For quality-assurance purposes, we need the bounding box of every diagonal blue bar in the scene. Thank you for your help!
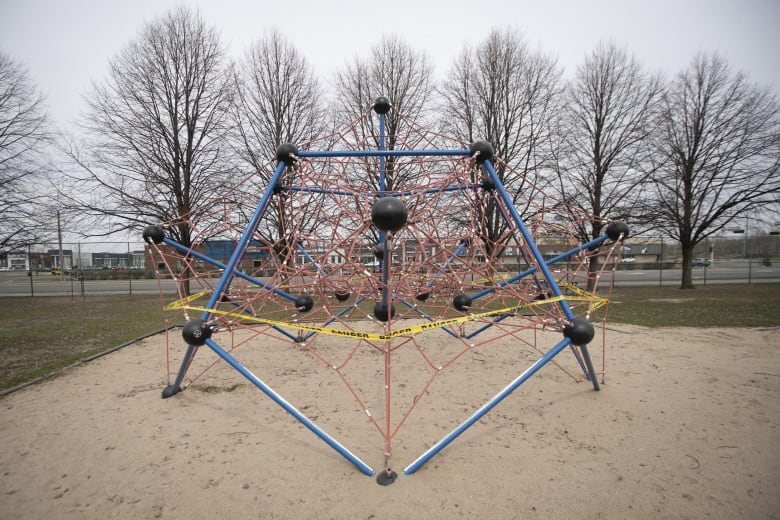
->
[482,160,576,321]
[201,162,289,319]
[470,234,610,301]
[403,336,573,475]
[204,337,375,476]
[160,237,296,302]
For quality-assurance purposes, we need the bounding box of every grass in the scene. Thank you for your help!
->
[1,284,778,391]
[601,283,780,327]
[0,294,167,391]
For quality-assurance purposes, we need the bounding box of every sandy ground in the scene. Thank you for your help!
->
[1,324,778,520]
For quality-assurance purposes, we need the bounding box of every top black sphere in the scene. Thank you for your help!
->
[605,221,630,241]
[470,141,494,163]
[142,225,165,244]
[276,143,299,165]
[373,96,391,114]
[371,197,408,232]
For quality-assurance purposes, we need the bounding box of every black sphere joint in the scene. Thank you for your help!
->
[276,143,299,165]
[335,290,351,302]
[295,294,314,312]
[563,318,595,346]
[182,319,211,346]
[453,293,472,312]
[605,221,630,241]
[373,96,391,114]
[470,141,494,163]
[415,291,430,302]
[374,242,386,260]
[143,225,165,244]
[371,197,408,232]
[480,176,495,191]
[373,302,395,322]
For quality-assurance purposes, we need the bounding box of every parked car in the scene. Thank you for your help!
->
[692,258,711,267]
[620,257,635,263]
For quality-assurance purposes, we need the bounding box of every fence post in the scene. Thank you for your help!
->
[127,241,133,295]
[28,244,34,297]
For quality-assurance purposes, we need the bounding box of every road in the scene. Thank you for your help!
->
[610,259,780,286]
[1,260,778,296]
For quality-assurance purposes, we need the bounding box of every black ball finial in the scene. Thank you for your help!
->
[182,319,212,346]
[562,317,595,346]
[295,294,314,312]
[371,197,408,232]
[373,96,391,114]
[373,242,386,260]
[373,302,395,322]
[276,143,299,165]
[605,221,630,241]
[143,225,165,244]
[470,141,494,163]
[453,293,472,312]
[480,176,495,191]
[334,290,351,302]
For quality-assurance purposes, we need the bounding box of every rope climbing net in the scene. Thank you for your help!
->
[144,97,628,484]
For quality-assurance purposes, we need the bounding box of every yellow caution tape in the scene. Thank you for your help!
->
[163,285,607,341]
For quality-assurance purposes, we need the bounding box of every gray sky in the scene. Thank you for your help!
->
[1,0,778,129]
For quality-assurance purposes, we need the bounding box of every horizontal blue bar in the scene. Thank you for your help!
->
[299,149,472,158]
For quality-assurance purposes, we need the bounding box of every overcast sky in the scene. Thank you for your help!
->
[1,0,778,129]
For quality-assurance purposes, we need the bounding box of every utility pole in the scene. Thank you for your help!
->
[746,215,752,284]
[57,210,64,280]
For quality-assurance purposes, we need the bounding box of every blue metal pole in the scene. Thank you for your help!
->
[299,149,471,159]
[201,161,289,319]
[161,237,296,302]
[403,336,573,475]
[483,161,601,388]
[482,160,576,321]
[289,183,478,198]
[203,338,375,476]
[166,162,290,391]
[470,234,610,301]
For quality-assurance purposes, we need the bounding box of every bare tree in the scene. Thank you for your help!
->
[650,52,780,288]
[553,41,664,284]
[232,28,326,168]
[438,27,563,257]
[231,28,327,253]
[0,51,51,250]
[332,34,436,193]
[57,6,236,251]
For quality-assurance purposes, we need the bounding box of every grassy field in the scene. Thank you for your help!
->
[0,294,168,391]
[1,284,778,391]
[599,283,780,327]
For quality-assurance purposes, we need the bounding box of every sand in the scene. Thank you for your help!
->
[1,324,778,519]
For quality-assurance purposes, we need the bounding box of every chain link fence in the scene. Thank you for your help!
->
[0,241,173,297]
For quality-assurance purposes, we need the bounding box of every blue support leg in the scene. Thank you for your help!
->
[404,337,574,475]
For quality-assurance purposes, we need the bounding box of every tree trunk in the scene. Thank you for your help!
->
[679,244,694,289]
